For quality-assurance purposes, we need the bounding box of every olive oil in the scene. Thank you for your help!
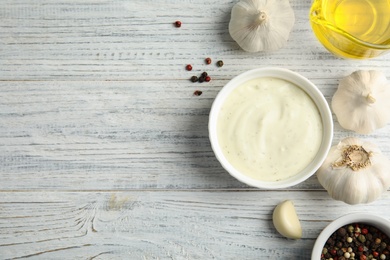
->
[310,0,390,59]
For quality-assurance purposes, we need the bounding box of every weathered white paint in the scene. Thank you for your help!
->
[1,0,390,259]
[1,191,390,259]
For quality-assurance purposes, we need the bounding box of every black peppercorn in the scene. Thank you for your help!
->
[190,76,198,82]
[217,60,224,67]
[338,227,347,236]
[193,90,202,96]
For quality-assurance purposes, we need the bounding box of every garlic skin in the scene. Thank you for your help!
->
[332,70,390,134]
[228,0,295,52]
[317,137,390,205]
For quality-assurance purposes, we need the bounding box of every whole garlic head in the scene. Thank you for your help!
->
[317,137,390,205]
[228,0,295,52]
[332,70,390,134]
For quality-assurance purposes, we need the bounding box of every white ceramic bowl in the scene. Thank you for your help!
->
[311,213,390,259]
[208,67,333,189]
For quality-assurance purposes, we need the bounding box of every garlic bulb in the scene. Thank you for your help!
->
[332,70,390,134]
[228,0,295,52]
[317,137,390,205]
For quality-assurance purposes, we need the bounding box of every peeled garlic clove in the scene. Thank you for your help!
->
[272,200,302,239]
[332,70,390,134]
[228,0,295,52]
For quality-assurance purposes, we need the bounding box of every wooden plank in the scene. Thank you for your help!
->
[1,191,390,259]
[1,0,389,81]
[1,80,386,190]
[1,80,390,190]
[1,0,390,259]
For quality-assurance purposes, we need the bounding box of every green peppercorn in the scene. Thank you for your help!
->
[217,60,224,67]
[348,225,355,233]
[359,234,367,243]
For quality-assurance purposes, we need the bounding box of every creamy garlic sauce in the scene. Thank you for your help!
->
[217,77,323,182]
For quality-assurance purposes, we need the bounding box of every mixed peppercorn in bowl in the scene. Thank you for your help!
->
[312,213,390,260]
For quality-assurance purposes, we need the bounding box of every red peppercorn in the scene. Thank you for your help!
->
[373,251,379,258]
[205,76,211,82]
[360,255,367,260]
[175,21,182,28]
[186,64,192,71]
[330,249,337,256]
[362,228,369,235]
[205,57,212,64]
[358,246,364,252]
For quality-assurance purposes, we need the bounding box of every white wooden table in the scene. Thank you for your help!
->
[1,1,390,259]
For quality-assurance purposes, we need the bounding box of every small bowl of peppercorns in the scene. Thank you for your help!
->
[312,213,390,260]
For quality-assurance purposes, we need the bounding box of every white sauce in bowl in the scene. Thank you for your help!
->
[217,77,323,182]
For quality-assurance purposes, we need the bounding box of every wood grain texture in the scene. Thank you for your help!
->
[1,0,390,259]
[1,191,390,259]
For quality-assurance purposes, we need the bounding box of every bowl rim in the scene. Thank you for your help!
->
[208,67,333,189]
[311,212,390,259]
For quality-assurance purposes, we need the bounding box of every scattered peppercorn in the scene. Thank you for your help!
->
[205,76,211,82]
[193,90,202,96]
[175,21,182,28]
[186,64,193,71]
[205,57,212,64]
[217,60,224,67]
[197,72,208,83]
[190,76,198,82]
